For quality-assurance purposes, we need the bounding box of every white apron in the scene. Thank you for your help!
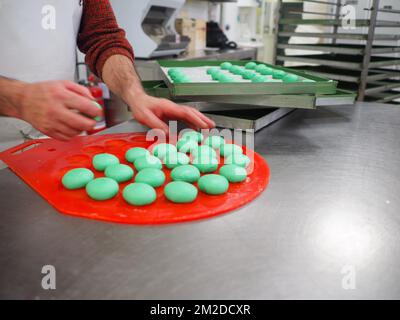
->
[0,0,83,151]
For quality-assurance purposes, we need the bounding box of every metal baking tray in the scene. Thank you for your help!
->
[142,81,356,110]
[157,60,338,97]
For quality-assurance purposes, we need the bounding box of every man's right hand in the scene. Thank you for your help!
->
[16,80,102,141]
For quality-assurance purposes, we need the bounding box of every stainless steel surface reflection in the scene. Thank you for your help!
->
[0,102,399,299]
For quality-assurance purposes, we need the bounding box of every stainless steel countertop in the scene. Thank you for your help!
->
[1,102,400,299]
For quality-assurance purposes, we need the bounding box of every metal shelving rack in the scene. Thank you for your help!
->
[275,0,400,103]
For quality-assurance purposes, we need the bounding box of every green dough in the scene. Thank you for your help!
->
[173,76,190,83]
[303,79,315,83]
[207,67,220,76]
[204,135,225,149]
[218,74,235,83]
[170,165,200,183]
[259,67,274,75]
[181,131,203,143]
[245,62,257,70]
[252,75,267,83]
[176,138,198,153]
[164,152,190,169]
[92,153,120,171]
[152,143,177,159]
[104,164,134,183]
[255,64,267,73]
[86,177,119,201]
[192,156,219,173]
[134,155,162,171]
[242,70,257,80]
[211,72,223,81]
[134,168,165,187]
[220,62,233,70]
[125,147,149,163]
[198,174,229,195]
[225,153,251,168]
[168,68,182,77]
[230,65,243,75]
[191,145,217,158]
[283,73,299,83]
[219,164,247,183]
[164,181,198,203]
[62,168,94,190]
[272,69,286,79]
[220,144,243,157]
[123,183,157,206]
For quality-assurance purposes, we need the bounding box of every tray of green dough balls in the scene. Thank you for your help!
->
[0,132,270,225]
[158,60,337,97]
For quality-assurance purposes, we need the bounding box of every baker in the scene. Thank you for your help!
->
[0,0,215,150]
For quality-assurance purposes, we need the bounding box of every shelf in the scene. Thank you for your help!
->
[277,43,400,55]
[278,32,400,41]
[279,18,400,28]
[365,80,400,96]
[289,66,400,84]
[372,91,400,103]
[276,54,400,70]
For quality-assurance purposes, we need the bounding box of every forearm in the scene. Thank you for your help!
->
[0,76,25,118]
[101,54,146,104]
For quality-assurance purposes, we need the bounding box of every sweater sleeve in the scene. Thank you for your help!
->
[77,0,134,79]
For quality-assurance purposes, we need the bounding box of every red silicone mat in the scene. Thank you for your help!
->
[0,133,270,225]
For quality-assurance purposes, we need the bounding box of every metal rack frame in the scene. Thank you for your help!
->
[275,0,400,103]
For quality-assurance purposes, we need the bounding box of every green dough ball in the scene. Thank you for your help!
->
[204,135,225,149]
[92,153,120,171]
[170,165,201,183]
[125,147,149,163]
[242,70,257,80]
[181,131,203,143]
[191,145,217,158]
[220,144,243,157]
[86,177,119,201]
[168,68,182,77]
[207,67,220,76]
[176,138,198,153]
[134,155,162,171]
[104,164,134,183]
[173,76,190,83]
[164,181,198,203]
[198,174,229,195]
[123,183,156,206]
[229,65,241,75]
[134,168,165,187]
[220,164,247,183]
[211,72,223,81]
[272,69,286,79]
[218,74,235,83]
[252,75,267,83]
[220,62,233,70]
[164,152,190,169]
[245,62,257,70]
[225,153,251,168]
[259,66,274,75]
[152,143,177,159]
[283,73,299,83]
[255,64,267,73]
[192,156,219,173]
[62,168,94,190]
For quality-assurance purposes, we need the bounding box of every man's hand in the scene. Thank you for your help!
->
[15,80,101,141]
[126,92,215,134]
[101,55,215,133]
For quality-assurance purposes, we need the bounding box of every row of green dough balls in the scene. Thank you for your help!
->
[216,62,301,83]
